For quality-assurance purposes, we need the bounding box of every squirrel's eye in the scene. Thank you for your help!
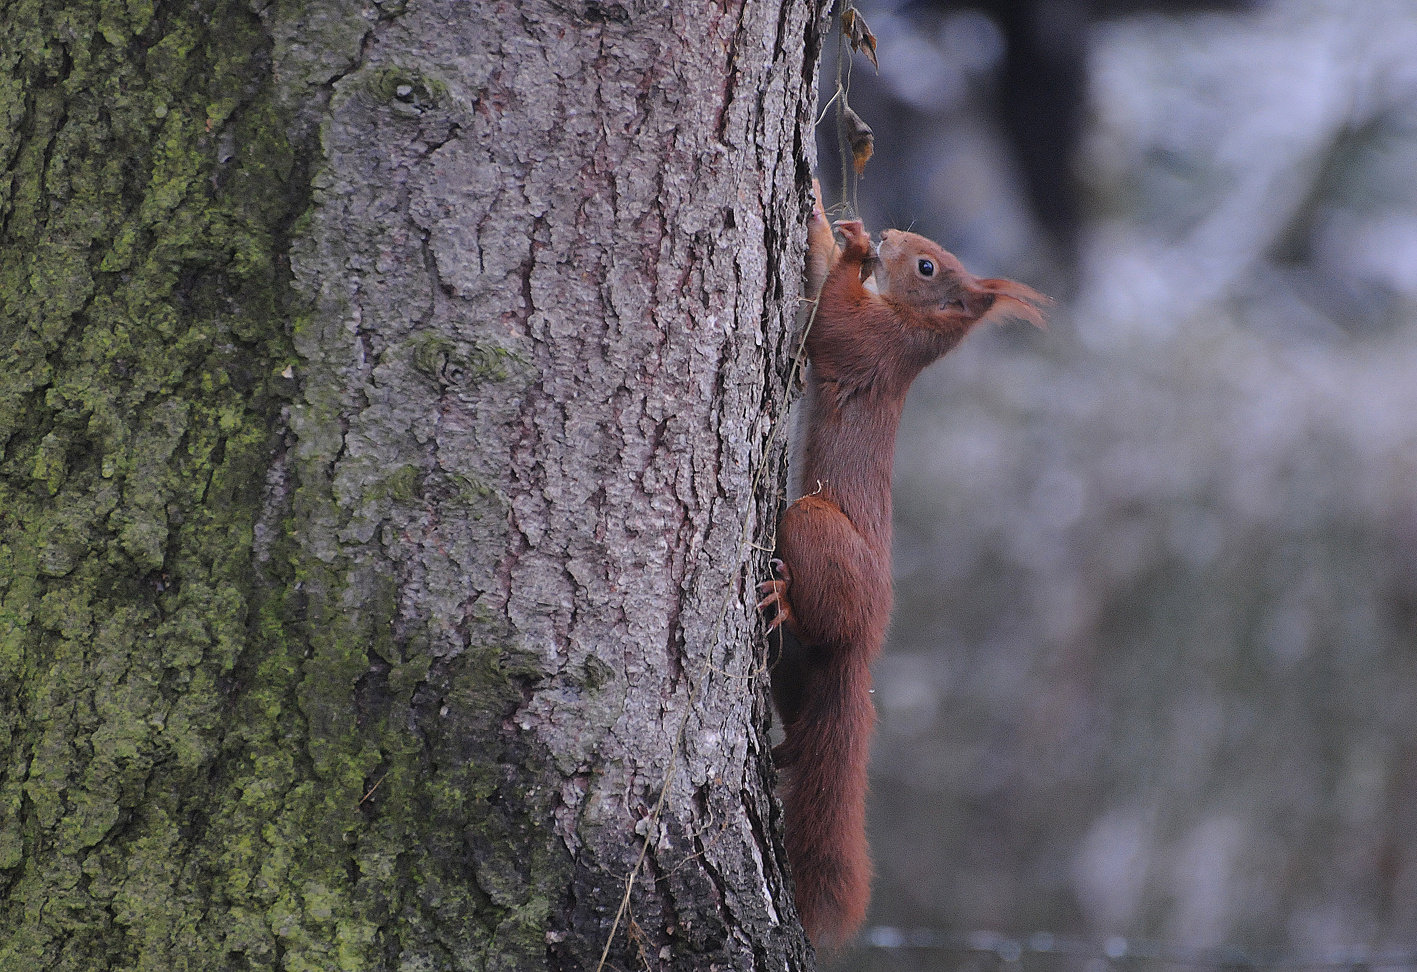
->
[917,258,935,277]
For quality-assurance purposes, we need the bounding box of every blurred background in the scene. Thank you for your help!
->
[817,0,1417,966]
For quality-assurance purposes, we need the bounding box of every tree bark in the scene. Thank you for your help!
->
[1,0,824,969]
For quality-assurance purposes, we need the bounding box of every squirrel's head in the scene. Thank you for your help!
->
[873,229,1050,335]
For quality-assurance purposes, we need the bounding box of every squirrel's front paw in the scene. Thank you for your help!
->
[833,219,873,259]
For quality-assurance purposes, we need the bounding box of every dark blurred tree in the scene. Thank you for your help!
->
[824,0,1254,287]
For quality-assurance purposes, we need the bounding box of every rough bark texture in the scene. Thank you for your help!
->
[1,0,824,969]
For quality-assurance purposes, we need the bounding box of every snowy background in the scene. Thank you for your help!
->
[820,0,1417,963]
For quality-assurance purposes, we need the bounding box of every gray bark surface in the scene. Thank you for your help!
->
[293,1,826,966]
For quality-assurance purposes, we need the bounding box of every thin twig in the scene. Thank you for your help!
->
[358,773,387,806]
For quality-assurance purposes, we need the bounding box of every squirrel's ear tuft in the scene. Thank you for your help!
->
[975,278,1052,330]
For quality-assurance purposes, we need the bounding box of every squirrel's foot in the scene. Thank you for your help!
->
[810,179,831,232]
[805,180,841,301]
[756,558,795,632]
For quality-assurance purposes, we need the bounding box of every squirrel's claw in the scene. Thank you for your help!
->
[756,581,791,631]
[756,559,795,632]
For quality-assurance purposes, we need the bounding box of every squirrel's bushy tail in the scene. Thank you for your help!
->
[775,651,875,948]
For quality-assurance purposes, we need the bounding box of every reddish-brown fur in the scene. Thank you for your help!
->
[759,196,1048,947]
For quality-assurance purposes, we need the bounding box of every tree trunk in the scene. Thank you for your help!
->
[1,1,824,968]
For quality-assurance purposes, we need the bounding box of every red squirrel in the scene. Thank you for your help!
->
[759,190,1048,947]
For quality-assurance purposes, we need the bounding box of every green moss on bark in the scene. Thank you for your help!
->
[0,1,569,969]
[0,0,307,965]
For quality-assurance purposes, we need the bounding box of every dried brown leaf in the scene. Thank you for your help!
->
[841,8,879,72]
[842,105,874,175]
